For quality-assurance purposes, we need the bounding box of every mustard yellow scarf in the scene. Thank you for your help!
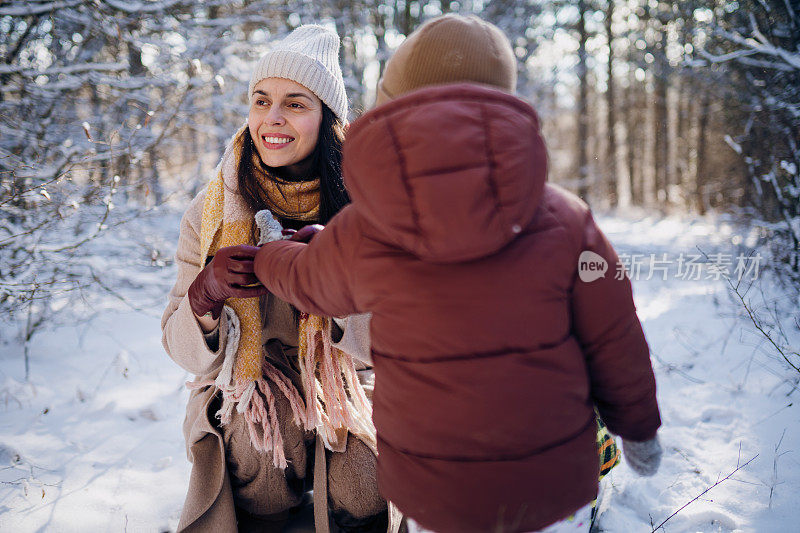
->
[195,125,375,468]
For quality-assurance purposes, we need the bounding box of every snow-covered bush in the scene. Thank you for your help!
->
[705,1,799,286]
[0,0,227,369]
[0,151,171,379]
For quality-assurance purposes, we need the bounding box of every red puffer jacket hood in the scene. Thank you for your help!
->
[343,83,548,263]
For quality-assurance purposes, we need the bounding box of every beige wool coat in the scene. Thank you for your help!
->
[161,189,377,532]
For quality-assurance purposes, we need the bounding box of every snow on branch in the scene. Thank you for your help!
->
[734,56,795,73]
[697,47,759,64]
[0,1,83,17]
[100,0,188,13]
[712,12,800,72]
[0,62,128,77]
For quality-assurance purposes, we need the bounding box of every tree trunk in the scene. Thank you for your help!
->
[676,1,695,209]
[373,5,388,82]
[576,0,590,201]
[653,21,669,206]
[695,87,711,215]
[625,67,645,207]
[605,0,618,206]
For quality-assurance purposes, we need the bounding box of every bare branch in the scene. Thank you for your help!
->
[651,452,759,532]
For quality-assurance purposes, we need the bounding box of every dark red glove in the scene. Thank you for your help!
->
[283,224,325,244]
[187,244,268,319]
[281,224,325,243]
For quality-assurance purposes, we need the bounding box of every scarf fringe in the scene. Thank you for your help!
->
[214,306,240,393]
[187,307,376,469]
[209,307,311,469]
[299,315,377,455]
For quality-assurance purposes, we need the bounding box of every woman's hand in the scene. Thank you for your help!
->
[281,224,325,243]
[187,244,269,320]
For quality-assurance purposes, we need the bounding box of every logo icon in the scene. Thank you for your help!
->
[578,251,607,282]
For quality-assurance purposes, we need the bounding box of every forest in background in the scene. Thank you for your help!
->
[1,0,798,347]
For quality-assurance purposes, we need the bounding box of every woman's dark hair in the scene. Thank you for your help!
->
[237,103,350,226]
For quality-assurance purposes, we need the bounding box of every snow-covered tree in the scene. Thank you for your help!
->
[703,0,800,280]
[0,0,286,363]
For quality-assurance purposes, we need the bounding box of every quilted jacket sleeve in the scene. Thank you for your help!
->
[253,205,362,319]
[570,210,661,442]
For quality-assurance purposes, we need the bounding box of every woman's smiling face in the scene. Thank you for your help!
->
[248,78,323,172]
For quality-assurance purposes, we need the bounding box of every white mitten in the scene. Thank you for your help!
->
[255,209,287,245]
[623,435,662,476]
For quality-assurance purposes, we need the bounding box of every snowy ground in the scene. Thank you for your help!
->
[0,207,798,532]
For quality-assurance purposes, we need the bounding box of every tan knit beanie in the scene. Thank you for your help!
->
[376,14,517,105]
[249,25,348,122]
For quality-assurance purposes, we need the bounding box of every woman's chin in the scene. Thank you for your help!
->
[259,154,293,169]
[258,152,317,175]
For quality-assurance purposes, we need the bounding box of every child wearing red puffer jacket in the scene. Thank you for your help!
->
[253,14,662,533]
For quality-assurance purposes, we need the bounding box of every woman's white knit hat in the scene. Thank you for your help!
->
[249,25,348,122]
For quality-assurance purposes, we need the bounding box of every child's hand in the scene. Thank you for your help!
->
[284,224,324,243]
[623,435,662,476]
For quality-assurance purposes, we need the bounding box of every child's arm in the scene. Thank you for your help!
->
[571,210,661,442]
[253,204,362,318]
